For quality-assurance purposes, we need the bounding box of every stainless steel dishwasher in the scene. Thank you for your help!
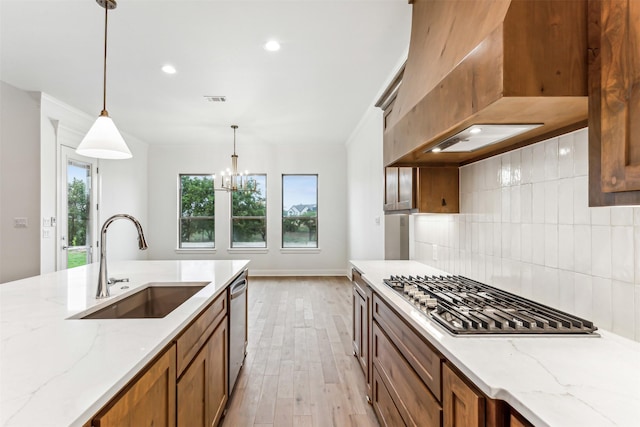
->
[228,271,247,394]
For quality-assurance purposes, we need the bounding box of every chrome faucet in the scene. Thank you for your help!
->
[96,214,148,299]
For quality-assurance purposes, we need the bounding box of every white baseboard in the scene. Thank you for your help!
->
[248,269,349,277]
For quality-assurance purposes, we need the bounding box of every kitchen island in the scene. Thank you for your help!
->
[0,259,249,427]
[351,260,640,427]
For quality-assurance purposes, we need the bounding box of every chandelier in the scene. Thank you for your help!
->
[76,0,132,159]
[214,125,256,192]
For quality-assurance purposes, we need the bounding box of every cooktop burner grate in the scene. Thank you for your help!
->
[384,275,597,335]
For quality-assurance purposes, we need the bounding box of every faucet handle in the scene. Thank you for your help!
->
[108,277,130,285]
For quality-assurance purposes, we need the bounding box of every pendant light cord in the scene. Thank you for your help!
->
[101,3,108,116]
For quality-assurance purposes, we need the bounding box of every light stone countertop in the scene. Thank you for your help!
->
[0,259,249,427]
[350,260,640,427]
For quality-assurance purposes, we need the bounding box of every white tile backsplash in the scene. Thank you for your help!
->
[558,133,574,179]
[611,281,635,340]
[544,181,558,224]
[558,178,574,224]
[415,128,639,342]
[544,224,558,268]
[611,226,634,283]
[544,138,559,180]
[558,225,574,271]
[611,207,633,226]
[591,226,612,279]
[573,128,589,176]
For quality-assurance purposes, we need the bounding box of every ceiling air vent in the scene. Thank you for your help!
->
[204,95,226,102]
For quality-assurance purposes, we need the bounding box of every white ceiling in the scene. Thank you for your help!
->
[0,0,411,148]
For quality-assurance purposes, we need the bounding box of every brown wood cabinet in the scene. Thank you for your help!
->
[373,321,442,427]
[384,167,460,213]
[588,0,640,206]
[356,289,526,427]
[443,363,485,427]
[89,281,236,427]
[384,167,415,211]
[177,313,227,427]
[91,345,176,427]
[372,366,406,427]
[352,269,372,399]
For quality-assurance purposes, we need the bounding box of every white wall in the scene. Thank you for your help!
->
[1,82,149,283]
[0,81,41,283]
[412,128,640,342]
[39,94,149,271]
[146,141,347,275]
[346,106,385,261]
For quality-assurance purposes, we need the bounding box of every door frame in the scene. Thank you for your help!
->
[57,145,100,271]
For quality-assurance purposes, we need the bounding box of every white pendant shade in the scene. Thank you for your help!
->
[76,115,132,159]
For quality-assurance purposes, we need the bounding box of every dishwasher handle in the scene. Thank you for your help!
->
[229,278,247,299]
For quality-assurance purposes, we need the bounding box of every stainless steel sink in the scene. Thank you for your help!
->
[79,283,207,319]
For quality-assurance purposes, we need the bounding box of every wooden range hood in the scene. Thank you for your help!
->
[383,0,588,167]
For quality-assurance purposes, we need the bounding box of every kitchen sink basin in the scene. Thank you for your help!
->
[79,282,208,319]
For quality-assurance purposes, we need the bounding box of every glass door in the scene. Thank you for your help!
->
[59,146,98,270]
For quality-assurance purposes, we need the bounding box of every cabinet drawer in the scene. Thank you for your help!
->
[373,321,442,427]
[373,366,406,427]
[352,269,367,296]
[176,292,227,376]
[373,294,443,401]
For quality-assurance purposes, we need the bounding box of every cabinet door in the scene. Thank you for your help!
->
[417,167,459,213]
[396,167,415,210]
[384,167,399,211]
[357,291,367,374]
[208,317,228,426]
[599,0,640,193]
[177,317,228,427]
[352,285,362,359]
[93,346,176,427]
[443,363,484,427]
[372,367,406,427]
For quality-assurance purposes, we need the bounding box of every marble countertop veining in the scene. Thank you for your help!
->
[350,260,640,427]
[0,259,249,427]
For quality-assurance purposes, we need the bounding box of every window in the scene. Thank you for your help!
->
[179,174,215,248]
[282,174,318,248]
[231,174,267,248]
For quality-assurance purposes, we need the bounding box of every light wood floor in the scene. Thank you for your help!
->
[221,276,379,427]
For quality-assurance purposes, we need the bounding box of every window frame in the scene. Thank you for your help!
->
[230,173,267,249]
[281,174,318,249]
[178,173,216,250]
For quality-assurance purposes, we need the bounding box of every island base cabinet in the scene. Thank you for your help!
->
[177,305,228,427]
[443,363,485,427]
[372,366,406,427]
[92,345,176,427]
[373,321,442,427]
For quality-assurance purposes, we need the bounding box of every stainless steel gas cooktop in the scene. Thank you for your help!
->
[384,275,597,336]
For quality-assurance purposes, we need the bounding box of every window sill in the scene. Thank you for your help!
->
[279,248,321,254]
[227,248,269,254]
[175,248,217,254]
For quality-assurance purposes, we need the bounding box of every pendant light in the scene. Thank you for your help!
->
[214,125,256,192]
[76,0,132,159]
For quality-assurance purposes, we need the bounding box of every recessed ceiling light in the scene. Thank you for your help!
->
[162,64,177,74]
[469,127,482,134]
[264,40,281,52]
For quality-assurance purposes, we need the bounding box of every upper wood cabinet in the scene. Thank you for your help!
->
[384,167,459,213]
[384,167,415,211]
[589,0,640,206]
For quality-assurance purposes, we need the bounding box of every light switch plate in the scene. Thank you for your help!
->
[432,244,438,261]
[14,217,28,228]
